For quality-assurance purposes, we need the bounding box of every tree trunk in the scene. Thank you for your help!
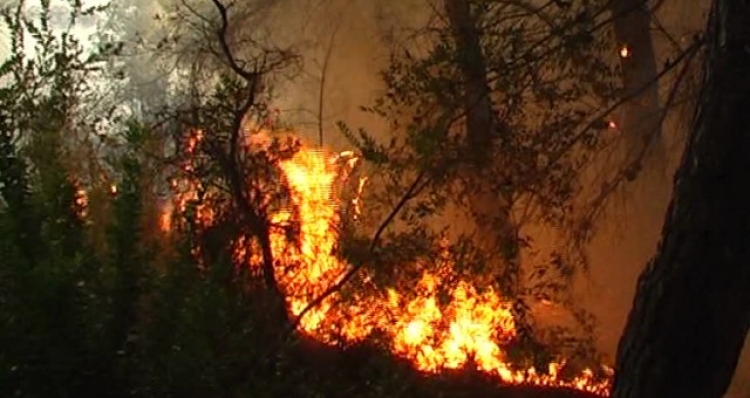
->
[611,0,663,158]
[444,0,494,157]
[444,0,521,296]
[611,1,750,397]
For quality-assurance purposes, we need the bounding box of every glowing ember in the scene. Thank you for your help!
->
[75,188,88,211]
[618,45,630,59]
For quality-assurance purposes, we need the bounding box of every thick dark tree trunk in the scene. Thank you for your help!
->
[611,1,750,397]
[611,0,662,157]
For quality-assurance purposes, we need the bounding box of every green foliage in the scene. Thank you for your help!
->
[0,3,120,397]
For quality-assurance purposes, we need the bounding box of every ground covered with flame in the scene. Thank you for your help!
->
[230,146,613,396]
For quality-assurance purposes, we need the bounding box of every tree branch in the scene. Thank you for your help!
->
[316,20,341,147]
[283,167,431,338]
[202,0,287,304]
[573,36,701,244]
[537,37,703,183]
[209,0,258,81]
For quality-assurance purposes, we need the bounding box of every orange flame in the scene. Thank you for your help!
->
[164,130,612,395]
[254,146,612,395]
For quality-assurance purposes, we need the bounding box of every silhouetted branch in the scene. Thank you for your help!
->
[573,34,702,244]
[284,167,431,338]
[210,0,258,81]
[537,37,704,183]
[316,19,341,147]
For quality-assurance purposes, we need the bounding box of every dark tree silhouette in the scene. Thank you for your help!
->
[611,0,750,396]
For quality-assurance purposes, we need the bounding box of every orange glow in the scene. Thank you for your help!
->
[167,129,215,229]
[351,176,368,220]
[164,129,612,395]
[618,45,630,59]
[158,202,173,233]
[74,187,88,218]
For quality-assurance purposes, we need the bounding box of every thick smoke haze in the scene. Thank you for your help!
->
[261,0,430,150]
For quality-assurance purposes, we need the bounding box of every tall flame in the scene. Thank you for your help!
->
[257,147,612,395]
[165,130,612,395]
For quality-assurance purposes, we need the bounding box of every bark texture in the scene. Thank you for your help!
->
[611,1,750,397]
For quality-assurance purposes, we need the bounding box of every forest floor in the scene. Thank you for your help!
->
[290,336,605,398]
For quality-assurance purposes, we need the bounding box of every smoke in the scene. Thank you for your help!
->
[259,0,431,150]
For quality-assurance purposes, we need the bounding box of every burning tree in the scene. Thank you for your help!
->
[139,0,619,391]
[283,0,702,388]
[149,0,700,391]
[150,0,303,331]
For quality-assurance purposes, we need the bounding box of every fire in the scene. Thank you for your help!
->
[270,148,348,329]
[259,146,611,395]
[162,128,215,232]
[75,187,88,215]
[387,272,515,372]
[166,129,613,395]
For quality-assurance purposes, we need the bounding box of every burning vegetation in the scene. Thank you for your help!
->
[154,127,613,396]
[5,0,694,395]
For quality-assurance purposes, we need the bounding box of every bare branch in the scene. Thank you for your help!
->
[536,37,704,183]
[574,35,702,243]
[484,0,558,29]
[316,19,341,147]
[179,0,212,25]
[209,0,258,81]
